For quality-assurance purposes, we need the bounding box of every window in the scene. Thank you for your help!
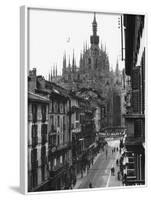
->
[41,146,46,166]
[54,102,58,113]
[41,124,47,135]
[134,119,142,138]
[60,103,63,113]
[64,104,66,113]
[32,125,38,147]
[41,124,47,144]
[63,116,66,131]
[57,116,60,127]
[41,105,46,122]
[32,125,37,138]
[88,58,91,64]
[32,104,37,123]
[50,115,55,131]
[31,148,37,163]
[58,135,60,145]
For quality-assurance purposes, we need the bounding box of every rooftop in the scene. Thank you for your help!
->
[28,92,49,103]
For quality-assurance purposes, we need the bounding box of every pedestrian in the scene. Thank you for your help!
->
[122,174,127,185]
[112,167,115,175]
[111,167,115,176]
[106,149,108,160]
[117,147,118,152]
[89,182,92,188]
[116,159,118,166]
[117,171,120,180]
[111,167,113,176]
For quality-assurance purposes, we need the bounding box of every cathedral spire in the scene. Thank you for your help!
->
[63,52,66,68]
[104,43,106,53]
[50,68,52,81]
[53,65,55,77]
[72,49,76,72]
[83,42,86,53]
[72,49,75,67]
[68,56,71,71]
[90,13,99,46]
[92,12,97,36]
[56,64,57,77]
[86,41,88,51]
[115,58,119,76]
[101,41,103,51]
[79,52,83,69]
[63,52,66,75]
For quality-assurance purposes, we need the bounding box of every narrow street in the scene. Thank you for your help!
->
[75,138,123,189]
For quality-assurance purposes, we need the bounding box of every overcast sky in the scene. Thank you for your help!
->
[28,8,124,78]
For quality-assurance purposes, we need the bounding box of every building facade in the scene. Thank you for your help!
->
[47,89,72,190]
[123,14,145,185]
[28,69,73,190]
[28,91,49,192]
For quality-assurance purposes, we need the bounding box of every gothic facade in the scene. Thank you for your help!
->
[50,14,124,129]
[61,14,110,95]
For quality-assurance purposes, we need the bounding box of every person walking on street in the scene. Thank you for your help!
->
[106,149,108,160]
[89,182,92,188]
[112,167,115,175]
[116,159,119,166]
[117,171,121,180]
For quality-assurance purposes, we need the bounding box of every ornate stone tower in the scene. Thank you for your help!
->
[90,13,99,46]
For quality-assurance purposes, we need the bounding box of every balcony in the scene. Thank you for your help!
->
[57,142,72,151]
[124,113,145,119]
[125,136,144,146]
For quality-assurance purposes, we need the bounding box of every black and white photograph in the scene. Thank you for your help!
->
[26,8,146,193]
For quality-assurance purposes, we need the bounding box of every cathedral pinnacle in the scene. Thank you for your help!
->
[90,13,99,46]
